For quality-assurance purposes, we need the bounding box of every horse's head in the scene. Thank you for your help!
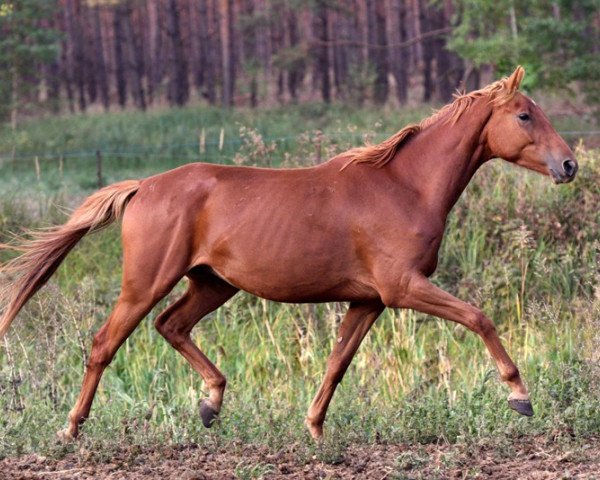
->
[485,66,577,184]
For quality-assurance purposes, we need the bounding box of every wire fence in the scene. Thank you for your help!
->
[1,129,598,190]
[0,132,336,162]
[1,130,599,163]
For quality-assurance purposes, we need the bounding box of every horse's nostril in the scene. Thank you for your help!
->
[562,159,577,177]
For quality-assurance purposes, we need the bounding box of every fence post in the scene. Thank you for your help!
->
[219,128,224,151]
[34,156,41,181]
[96,149,104,188]
[314,131,323,165]
[200,128,206,155]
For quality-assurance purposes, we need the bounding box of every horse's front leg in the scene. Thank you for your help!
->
[386,274,533,416]
[306,300,385,440]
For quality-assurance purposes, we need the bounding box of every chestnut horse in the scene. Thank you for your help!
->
[0,67,577,440]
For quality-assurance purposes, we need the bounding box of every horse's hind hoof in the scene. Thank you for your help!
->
[305,418,324,442]
[508,398,534,417]
[199,400,219,428]
[56,428,77,443]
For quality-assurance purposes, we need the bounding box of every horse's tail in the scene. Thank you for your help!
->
[0,180,141,339]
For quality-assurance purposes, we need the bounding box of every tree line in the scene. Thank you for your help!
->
[1,0,599,124]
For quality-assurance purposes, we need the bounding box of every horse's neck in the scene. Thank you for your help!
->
[391,99,492,217]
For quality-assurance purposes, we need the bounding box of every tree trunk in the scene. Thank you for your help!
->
[345,0,366,104]
[465,66,481,91]
[241,0,258,107]
[271,2,285,103]
[332,8,349,98]
[432,1,464,102]
[210,0,223,104]
[60,38,75,113]
[389,0,409,103]
[64,0,86,112]
[220,0,236,106]
[409,0,423,69]
[147,0,164,104]
[367,0,388,104]
[119,2,147,110]
[432,5,451,101]
[198,0,216,104]
[189,0,204,90]
[166,0,189,106]
[313,0,330,103]
[74,1,87,112]
[44,16,61,114]
[421,4,434,102]
[113,8,127,108]
[46,59,61,113]
[84,9,98,105]
[287,9,302,103]
[92,4,110,111]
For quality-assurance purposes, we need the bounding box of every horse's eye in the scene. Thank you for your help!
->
[518,112,530,121]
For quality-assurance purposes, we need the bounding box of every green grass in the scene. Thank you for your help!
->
[0,105,599,461]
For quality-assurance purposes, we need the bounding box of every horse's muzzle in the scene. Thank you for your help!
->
[550,158,578,184]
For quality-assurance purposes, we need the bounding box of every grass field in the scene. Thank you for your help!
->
[0,104,599,477]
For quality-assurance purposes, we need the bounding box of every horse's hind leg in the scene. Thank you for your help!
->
[59,226,190,440]
[60,282,175,440]
[154,271,238,427]
[306,300,385,439]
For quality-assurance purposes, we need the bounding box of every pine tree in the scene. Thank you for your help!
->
[0,0,59,126]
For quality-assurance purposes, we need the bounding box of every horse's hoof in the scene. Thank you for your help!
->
[305,418,324,441]
[199,400,219,428]
[56,428,77,443]
[508,398,534,417]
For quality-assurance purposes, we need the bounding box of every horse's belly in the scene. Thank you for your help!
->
[207,250,377,303]
[217,271,378,303]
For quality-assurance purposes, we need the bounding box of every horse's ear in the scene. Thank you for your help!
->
[506,66,525,92]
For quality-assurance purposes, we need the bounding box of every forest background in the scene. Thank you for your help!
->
[1,0,599,124]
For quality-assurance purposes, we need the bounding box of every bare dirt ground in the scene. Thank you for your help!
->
[1,436,599,479]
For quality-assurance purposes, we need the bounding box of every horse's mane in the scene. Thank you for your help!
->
[343,75,520,169]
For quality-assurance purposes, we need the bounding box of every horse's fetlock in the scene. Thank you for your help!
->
[305,417,324,440]
[501,365,520,383]
[217,376,227,390]
[67,410,78,426]
[305,410,322,427]
[209,376,227,392]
